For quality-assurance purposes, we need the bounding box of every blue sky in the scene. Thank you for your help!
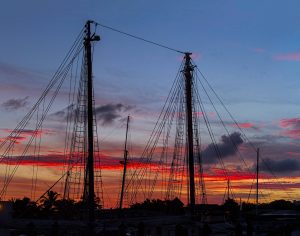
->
[1,0,300,205]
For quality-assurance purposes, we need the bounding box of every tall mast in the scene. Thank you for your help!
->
[184,52,195,214]
[120,116,130,209]
[227,179,230,200]
[84,20,100,223]
[256,148,259,216]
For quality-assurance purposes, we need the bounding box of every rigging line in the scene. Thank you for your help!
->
[247,178,256,203]
[0,43,84,164]
[100,119,127,143]
[91,81,105,206]
[167,81,186,200]
[141,76,183,199]
[127,61,185,204]
[128,79,182,203]
[261,158,293,200]
[0,49,83,197]
[195,70,255,200]
[194,67,273,203]
[194,65,257,152]
[31,104,42,200]
[125,61,184,199]
[148,82,180,199]
[62,55,80,196]
[34,155,83,205]
[194,66,290,201]
[0,36,85,157]
[194,81,234,198]
[195,70,251,168]
[94,21,185,54]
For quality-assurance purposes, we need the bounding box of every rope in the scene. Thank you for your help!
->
[94,21,185,54]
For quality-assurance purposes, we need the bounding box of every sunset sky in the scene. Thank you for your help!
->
[1,1,300,208]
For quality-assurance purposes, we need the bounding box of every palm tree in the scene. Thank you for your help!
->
[40,190,60,217]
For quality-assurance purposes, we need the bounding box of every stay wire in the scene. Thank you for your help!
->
[195,66,257,151]
[94,21,185,54]
[193,77,234,199]
[0,46,84,198]
[0,29,85,161]
[196,67,277,203]
[194,67,273,203]
[126,61,184,203]
[195,70,255,201]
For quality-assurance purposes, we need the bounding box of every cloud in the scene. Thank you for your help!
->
[50,103,134,126]
[279,117,300,139]
[50,104,74,121]
[202,132,243,164]
[1,96,29,111]
[0,63,31,79]
[287,152,300,157]
[260,158,300,173]
[0,128,54,145]
[273,52,300,61]
[2,153,158,171]
[280,118,300,129]
[229,122,259,130]
[0,62,46,95]
[251,48,265,53]
[95,103,133,125]
[282,130,300,139]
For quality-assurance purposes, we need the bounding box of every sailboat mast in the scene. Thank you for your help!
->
[256,148,259,215]
[120,116,130,209]
[85,20,95,222]
[227,179,230,200]
[184,52,196,214]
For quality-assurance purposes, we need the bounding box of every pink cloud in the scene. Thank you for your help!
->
[287,152,300,157]
[279,118,300,139]
[282,129,300,139]
[279,118,300,128]
[229,122,255,129]
[274,52,300,61]
[252,48,265,53]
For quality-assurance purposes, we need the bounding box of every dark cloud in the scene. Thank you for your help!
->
[202,132,243,164]
[95,103,133,125]
[1,96,29,111]
[260,158,300,173]
[50,104,74,121]
[50,103,133,125]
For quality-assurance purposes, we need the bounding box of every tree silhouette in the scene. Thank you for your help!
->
[12,197,39,218]
[40,190,60,216]
[222,198,239,223]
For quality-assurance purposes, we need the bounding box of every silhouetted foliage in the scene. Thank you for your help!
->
[130,197,184,214]
[55,199,77,219]
[12,197,39,218]
[39,190,60,217]
[222,198,240,222]
[266,199,294,210]
[11,194,299,221]
[241,202,255,212]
